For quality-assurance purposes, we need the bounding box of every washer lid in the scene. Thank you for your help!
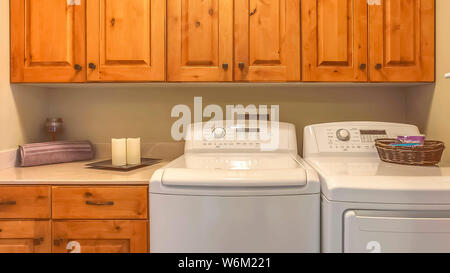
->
[307,157,450,204]
[160,153,307,187]
[161,168,307,187]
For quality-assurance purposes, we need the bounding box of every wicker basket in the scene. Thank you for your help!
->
[375,139,445,166]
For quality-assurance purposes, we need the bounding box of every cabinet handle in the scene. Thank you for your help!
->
[359,63,367,70]
[33,237,44,246]
[54,239,62,246]
[85,201,114,206]
[238,62,245,70]
[375,63,382,70]
[0,201,16,205]
[74,64,82,71]
[88,63,96,69]
[222,63,229,70]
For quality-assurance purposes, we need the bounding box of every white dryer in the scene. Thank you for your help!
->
[150,121,320,253]
[304,121,450,253]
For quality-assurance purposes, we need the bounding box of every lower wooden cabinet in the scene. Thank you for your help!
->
[52,220,148,253]
[0,220,51,253]
[0,185,149,253]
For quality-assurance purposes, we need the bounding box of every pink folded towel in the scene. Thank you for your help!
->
[19,141,94,167]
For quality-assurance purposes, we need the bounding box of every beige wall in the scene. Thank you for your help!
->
[407,0,450,161]
[47,85,408,154]
[0,0,49,152]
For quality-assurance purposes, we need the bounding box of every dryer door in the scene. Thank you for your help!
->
[344,210,450,253]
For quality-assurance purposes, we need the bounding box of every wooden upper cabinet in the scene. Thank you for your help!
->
[369,0,435,82]
[302,0,368,82]
[86,0,165,82]
[10,0,86,83]
[235,0,301,82]
[167,0,233,82]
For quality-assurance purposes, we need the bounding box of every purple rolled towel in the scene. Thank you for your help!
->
[19,141,95,167]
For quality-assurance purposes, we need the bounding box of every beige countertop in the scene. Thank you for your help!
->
[0,159,168,185]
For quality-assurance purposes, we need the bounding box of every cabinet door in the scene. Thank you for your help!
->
[302,0,368,82]
[52,221,148,253]
[86,0,165,81]
[167,0,233,81]
[369,0,435,82]
[0,221,51,253]
[10,0,86,83]
[235,0,300,82]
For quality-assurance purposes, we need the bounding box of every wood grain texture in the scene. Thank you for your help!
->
[52,220,148,253]
[235,0,301,82]
[167,0,233,81]
[0,186,50,218]
[52,186,148,219]
[369,0,435,82]
[302,0,368,82]
[10,0,86,82]
[0,220,51,253]
[86,0,165,81]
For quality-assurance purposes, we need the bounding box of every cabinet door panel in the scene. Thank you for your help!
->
[167,0,233,81]
[235,0,300,81]
[0,221,51,253]
[11,0,85,82]
[52,221,148,253]
[87,0,165,81]
[302,0,368,82]
[369,0,435,82]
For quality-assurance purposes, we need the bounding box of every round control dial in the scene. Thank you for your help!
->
[336,129,351,141]
[212,127,226,139]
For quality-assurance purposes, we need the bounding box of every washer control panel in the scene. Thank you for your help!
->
[308,123,420,153]
[185,122,297,152]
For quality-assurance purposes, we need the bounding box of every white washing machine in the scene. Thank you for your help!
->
[304,121,450,253]
[150,121,320,253]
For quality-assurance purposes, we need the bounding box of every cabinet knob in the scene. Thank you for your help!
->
[238,62,245,70]
[359,63,366,70]
[375,63,382,70]
[89,63,97,70]
[74,64,82,71]
[54,239,62,246]
[33,237,44,246]
[222,63,229,70]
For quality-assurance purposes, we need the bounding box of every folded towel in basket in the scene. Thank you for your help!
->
[19,140,95,167]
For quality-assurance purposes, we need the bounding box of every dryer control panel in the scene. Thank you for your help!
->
[303,122,420,155]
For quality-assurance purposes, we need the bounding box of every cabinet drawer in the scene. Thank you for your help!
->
[0,186,50,218]
[52,186,148,219]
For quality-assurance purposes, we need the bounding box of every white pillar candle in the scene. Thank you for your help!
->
[112,138,127,166]
[126,138,141,165]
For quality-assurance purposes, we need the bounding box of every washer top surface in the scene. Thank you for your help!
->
[150,121,320,196]
[304,122,450,204]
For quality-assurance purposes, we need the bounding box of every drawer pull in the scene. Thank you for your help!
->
[85,201,114,206]
[0,201,16,205]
